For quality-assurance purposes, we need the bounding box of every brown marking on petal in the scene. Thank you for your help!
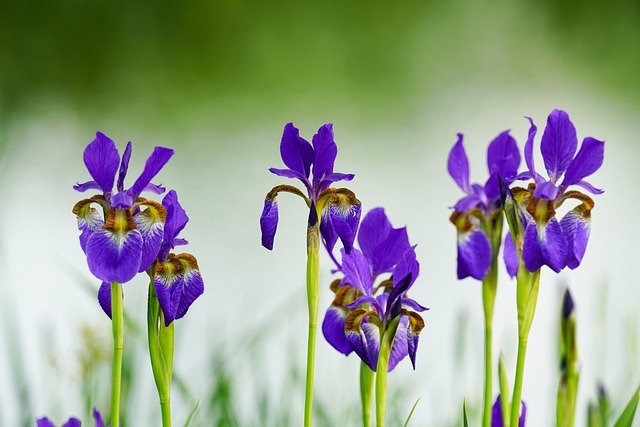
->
[265,185,310,207]
[73,195,108,217]
[104,208,137,233]
[175,253,200,271]
[345,308,378,332]
[318,187,360,206]
[449,211,473,232]
[329,278,343,293]
[332,284,361,307]
[136,199,168,223]
[556,190,595,211]
[526,197,555,223]
[155,257,183,282]
[402,309,425,334]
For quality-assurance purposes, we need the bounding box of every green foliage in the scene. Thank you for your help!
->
[612,384,640,427]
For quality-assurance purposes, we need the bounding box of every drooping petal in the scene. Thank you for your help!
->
[311,123,337,186]
[405,310,425,369]
[561,136,605,189]
[456,229,491,280]
[134,200,167,272]
[117,141,132,192]
[341,248,373,295]
[345,310,381,371]
[540,109,578,182]
[260,199,278,250]
[320,208,338,254]
[447,133,471,192]
[73,199,105,253]
[127,146,174,200]
[162,190,189,244]
[560,208,591,269]
[503,232,518,278]
[322,306,353,356]
[387,318,409,371]
[328,202,361,254]
[82,131,120,194]
[98,281,112,318]
[487,130,520,181]
[85,209,143,283]
[173,254,205,321]
[523,218,567,273]
[279,122,314,181]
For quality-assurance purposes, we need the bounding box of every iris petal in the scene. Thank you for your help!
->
[562,136,605,189]
[260,199,278,250]
[523,218,568,272]
[162,190,189,244]
[134,202,166,272]
[128,146,174,200]
[371,226,411,277]
[329,202,361,254]
[503,232,518,278]
[98,281,112,318]
[358,207,392,265]
[117,141,132,192]
[75,204,104,254]
[447,134,471,192]
[341,248,373,295]
[311,123,337,188]
[83,132,120,194]
[280,122,314,180]
[321,306,353,356]
[540,109,578,182]
[456,229,491,280]
[86,226,143,283]
[560,209,591,269]
[174,255,205,320]
[346,317,380,372]
[523,116,538,179]
[387,319,409,371]
[487,130,520,181]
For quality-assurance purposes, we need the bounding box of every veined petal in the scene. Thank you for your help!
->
[541,109,578,182]
[134,200,167,272]
[523,218,567,273]
[260,199,278,250]
[345,309,381,371]
[311,123,337,186]
[358,207,392,264]
[73,180,102,193]
[320,208,338,254]
[533,180,559,200]
[86,209,143,283]
[319,172,355,191]
[404,310,425,369]
[117,141,132,192]
[487,130,520,181]
[371,226,411,277]
[562,136,604,189]
[456,228,491,280]
[321,306,353,355]
[523,116,538,179]
[83,131,120,194]
[447,134,471,192]
[142,182,166,194]
[280,122,314,180]
[128,146,174,200]
[269,167,311,188]
[328,201,361,254]
[503,232,518,278]
[158,190,189,260]
[98,281,113,318]
[387,318,409,371]
[341,248,373,295]
[560,208,591,269]
[73,198,105,253]
[571,179,604,195]
[174,254,204,320]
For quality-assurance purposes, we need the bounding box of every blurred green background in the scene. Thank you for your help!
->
[1,1,640,426]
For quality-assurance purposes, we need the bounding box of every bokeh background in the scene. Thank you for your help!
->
[1,1,639,425]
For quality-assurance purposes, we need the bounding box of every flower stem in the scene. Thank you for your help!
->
[110,281,124,427]
[360,362,375,427]
[147,279,174,427]
[375,333,392,427]
[510,337,528,427]
[304,224,320,427]
[482,265,497,427]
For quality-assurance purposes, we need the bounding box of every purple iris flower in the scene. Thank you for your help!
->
[73,132,173,284]
[98,190,204,325]
[322,208,428,371]
[447,131,521,280]
[260,123,361,254]
[492,396,526,427]
[507,109,604,272]
[37,408,106,427]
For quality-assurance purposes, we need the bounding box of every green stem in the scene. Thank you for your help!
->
[304,224,320,427]
[483,322,493,427]
[481,265,497,427]
[375,335,391,427]
[510,337,527,427]
[360,362,375,427]
[110,281,124,427]
[148,280,174,427]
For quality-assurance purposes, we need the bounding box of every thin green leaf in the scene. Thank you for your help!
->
[613,384,640,427]
[183,400,201,427]
[463,400,469,427]
[403,396,421,427]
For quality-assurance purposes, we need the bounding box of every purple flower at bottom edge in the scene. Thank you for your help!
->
[492,396,526,427]
[36,407,107,427]
[260,123,361,256]
[73,132,174,284]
